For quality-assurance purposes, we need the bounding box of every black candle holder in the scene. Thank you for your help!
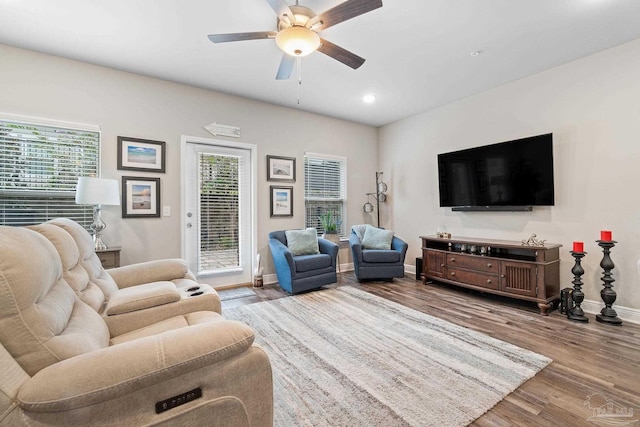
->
[567,251,588,322]
[596,240,623,325]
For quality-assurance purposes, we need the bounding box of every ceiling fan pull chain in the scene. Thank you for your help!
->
[297,56,302,104]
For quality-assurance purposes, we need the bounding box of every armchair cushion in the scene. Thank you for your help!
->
[361,225,394,249]
[362,249,402,263]
[294,253,333,272]
[104,281,181,316]
[285,228,320,256]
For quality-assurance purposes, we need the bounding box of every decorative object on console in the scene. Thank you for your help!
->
[121,176,161,218]
[567,248,588,322]
[117,136,166,173]
[75,176,121,250]
[596,237,622,325]
[522,233,546,246]
[363,171,388,227]
[436,224,451,239]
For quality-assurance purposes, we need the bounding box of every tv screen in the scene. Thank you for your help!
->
[438,133,554,209]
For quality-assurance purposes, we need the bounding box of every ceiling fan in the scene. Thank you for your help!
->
[207,0,383,80]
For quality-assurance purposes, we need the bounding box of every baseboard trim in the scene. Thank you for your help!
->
[581,299,640,325]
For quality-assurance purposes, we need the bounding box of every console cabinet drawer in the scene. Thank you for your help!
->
[446,253,497,274]
[446,268,500,291]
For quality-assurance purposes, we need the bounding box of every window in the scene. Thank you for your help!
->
[0,117,100,227]
[304,153,346,237]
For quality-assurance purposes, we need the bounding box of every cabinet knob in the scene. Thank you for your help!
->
[450,258,455,262]
[501,274,505,278]
[440,264,445,268]
[487,279,492,284]
[450,272,456,277]
[487,263,492,268]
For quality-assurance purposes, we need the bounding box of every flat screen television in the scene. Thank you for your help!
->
[438,133,554,211]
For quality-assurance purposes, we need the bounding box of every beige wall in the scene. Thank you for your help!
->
[0,44,378,278]
[379,38,640,312]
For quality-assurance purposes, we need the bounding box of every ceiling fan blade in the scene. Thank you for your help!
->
[208,31,277,43]
[276,54,296,80]
[309,0,382,30]
[318,38,365,69]
[265,0,295,25]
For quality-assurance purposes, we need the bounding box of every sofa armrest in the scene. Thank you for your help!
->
[108,259,192,289]
[268,238,295,274]
[349,233,363,262]
[18,319,255,412]
[317,238,339,263]
[391,236,408,261]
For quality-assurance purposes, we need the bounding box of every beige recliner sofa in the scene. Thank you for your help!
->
[0,222,273,426]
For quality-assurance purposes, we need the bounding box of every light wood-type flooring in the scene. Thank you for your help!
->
[222,273,640,427]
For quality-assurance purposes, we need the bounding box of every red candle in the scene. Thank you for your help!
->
[600,230,612,241]
[573,241,584,252]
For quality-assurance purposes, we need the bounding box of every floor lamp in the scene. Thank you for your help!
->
[363,172,388,227]
[75,176,120,250]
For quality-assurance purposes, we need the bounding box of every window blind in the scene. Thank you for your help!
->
[198,152,240,272]
[304,153,347,237]
[0,118,99,227]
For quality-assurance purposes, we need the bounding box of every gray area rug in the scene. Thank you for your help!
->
[217,287,256,301]
[225,287,551,427]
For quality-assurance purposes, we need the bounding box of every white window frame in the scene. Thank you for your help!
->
[0,113,101,227]
[304,152,347,238]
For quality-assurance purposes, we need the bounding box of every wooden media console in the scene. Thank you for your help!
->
[420,235,561,315]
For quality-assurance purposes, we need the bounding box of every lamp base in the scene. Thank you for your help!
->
[93,235,108,251]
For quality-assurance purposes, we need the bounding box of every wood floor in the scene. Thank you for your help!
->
[222,273,640,427]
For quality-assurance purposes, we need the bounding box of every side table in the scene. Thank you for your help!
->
[322,234,341,273]
[96,246,121,269]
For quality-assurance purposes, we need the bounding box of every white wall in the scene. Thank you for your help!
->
[379,38,640,313]
[0,43,378,277]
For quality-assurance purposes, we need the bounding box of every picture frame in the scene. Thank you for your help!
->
[122,176,161,218]
[270,186,293,217]
[267,155,296,182]
[117,136,166,173]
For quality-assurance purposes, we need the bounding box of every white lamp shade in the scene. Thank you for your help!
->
[75,177,120,206]
[275,26,320,57]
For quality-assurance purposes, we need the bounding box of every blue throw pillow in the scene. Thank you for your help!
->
[285,228,320,256]
[361,225,394,250]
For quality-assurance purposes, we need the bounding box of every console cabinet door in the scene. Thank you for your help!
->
[500,261,538,297]
[425,250,446,278]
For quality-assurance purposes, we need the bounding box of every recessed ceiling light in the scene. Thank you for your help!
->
[470,50,482,57]
[363,94,376,103]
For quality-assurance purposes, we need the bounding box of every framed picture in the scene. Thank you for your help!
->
[117,136,166,173]
[267,155,296,182]
[122,176,161,218]
[270,186,293,217]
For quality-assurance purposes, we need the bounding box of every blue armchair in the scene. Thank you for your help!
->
[268,230,339,294]
[349,225,408,281]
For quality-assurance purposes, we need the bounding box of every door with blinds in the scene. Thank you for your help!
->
[184,139,254,287]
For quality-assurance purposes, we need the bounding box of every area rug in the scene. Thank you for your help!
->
[225,287,551,427]
[217,287,256,301]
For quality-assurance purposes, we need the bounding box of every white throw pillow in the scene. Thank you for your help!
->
[361,225,394,250]
[285,228,320,256]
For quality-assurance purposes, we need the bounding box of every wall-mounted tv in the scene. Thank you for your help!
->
[438,133,554,211]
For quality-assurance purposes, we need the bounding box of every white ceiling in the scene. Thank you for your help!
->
[1,0,640,127]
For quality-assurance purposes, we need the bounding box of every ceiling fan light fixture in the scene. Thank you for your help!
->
[275,26,320,57]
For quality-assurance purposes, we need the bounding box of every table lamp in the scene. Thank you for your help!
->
[75,176,120,250]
